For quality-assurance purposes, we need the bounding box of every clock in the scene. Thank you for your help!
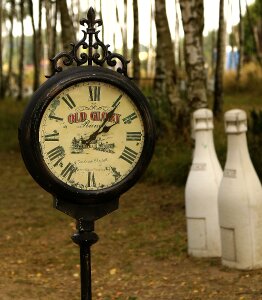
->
[19,66,155,205]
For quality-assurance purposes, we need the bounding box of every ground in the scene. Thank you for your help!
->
[1,152,262,300]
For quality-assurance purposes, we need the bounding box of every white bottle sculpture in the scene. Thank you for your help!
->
[185,109,222,257]
[218,109,262,269]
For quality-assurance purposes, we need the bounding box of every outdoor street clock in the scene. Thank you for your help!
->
[19,8,155,220]
[19,7,155,299]
[19,66,155,217]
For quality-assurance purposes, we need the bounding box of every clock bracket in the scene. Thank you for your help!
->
[46,7,130,79]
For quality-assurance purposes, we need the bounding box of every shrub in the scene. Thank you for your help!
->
[224,62,262,95]
[247,109,262,179]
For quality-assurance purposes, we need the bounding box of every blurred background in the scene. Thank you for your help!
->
[0,1,262,299]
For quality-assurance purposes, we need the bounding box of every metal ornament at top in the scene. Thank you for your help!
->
[46,7,130,78]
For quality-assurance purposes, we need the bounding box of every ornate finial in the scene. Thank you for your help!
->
[80,7,102,30]
[46,7,130,78]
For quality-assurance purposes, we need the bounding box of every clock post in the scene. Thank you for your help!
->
[71,220,98,300]
[54,195,119,300]
[19,7,155,300]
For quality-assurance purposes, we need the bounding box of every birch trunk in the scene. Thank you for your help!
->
[146,0,154,79]
[133,0,140,82]
[154,0,178,108]
[213,0,226,118]
[17,0,25,101]
[58,0,76,51]
[236,0,244,82]
[28,0,41,91]
[179,0,207,110]
[115,0,128,58]
[52,1,58,57]
[0,0,3,98]
[6,0,15,96]
[245,0,262,67]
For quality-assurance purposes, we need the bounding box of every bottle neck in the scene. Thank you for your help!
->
[194,130,215,150]
[226,132,251,164]
[193,129,218,161]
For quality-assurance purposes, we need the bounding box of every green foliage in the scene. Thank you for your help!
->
[243,0,262,59]
[144,137,191,186]
[247,109,262,179]
[224,63,262,97]
[0,98,26,152]
[144,92,192,187]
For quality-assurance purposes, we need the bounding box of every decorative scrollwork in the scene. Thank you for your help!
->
[46,7,130,78]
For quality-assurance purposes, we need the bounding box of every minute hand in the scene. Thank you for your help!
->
[84,95,122,146]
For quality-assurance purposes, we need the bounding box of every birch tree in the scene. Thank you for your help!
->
[146,0,154,78]
[179,0,207,110]
[154,0,178,108]
[236,0,244,82]
[6,0,15,96]
[17,0,25,101]
[58,0,76,51]
[213,0,226,118]
[28,0,42,91]
[0,0,3,98]
[245,0,262,66]
[133,0,140,81]
[115,0,128,58]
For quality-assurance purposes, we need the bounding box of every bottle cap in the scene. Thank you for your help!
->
[224,109,247,133]
[193,108,214,131]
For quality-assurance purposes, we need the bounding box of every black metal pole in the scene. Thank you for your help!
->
[71,219,99,300]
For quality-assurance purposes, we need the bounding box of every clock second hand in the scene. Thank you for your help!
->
[83,95,122,147]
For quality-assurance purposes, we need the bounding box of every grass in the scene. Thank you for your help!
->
[0,151,186,299]
[0,98,27,152]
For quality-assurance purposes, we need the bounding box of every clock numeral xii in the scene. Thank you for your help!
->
[89,86,100,102]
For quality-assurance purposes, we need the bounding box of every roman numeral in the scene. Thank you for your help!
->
[123,112,137,124]
[61,163,77,181]
[126,132,142,141]
[112,94,123,108]
[119,146,138,164]
[44,130,59,141]
[47,146,65,166]
[89,86,101,101]
[49,114,63,121]
[87,171,96,187]
[62,94,76,109]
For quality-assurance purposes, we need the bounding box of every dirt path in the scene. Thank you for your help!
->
[0,152,262,300]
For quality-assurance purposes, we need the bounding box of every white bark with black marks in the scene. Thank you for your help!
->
[179,0,207,110]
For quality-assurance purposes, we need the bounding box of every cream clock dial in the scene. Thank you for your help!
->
[39,81,145,191]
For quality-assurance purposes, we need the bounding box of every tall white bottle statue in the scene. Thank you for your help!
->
[218,109,262,269]
[185,109,222,257]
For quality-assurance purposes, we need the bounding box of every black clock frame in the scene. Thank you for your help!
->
[19,66,155,206]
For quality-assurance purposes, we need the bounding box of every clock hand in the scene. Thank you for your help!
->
[83,94,122,147]
[92,94,122,135]
[100,122,117,133]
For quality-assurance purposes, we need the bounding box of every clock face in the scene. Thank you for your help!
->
[39,81,145,191]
